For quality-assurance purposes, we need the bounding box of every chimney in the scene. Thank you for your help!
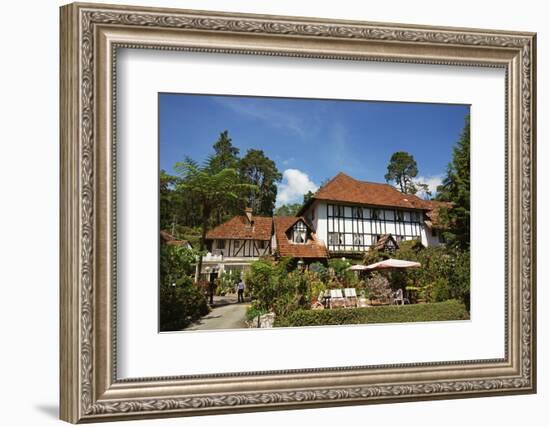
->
[245,207,253,225]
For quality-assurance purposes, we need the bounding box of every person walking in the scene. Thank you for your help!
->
[236,279,245,303]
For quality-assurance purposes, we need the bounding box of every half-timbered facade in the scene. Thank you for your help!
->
[298,173,447,254]
[200,208,273,280]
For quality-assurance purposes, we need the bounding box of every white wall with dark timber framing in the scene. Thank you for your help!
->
[306,202,431,252]
[211,238,270,258]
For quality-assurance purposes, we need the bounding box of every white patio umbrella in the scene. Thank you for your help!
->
[363,258,421,270]
[347,264,370,271]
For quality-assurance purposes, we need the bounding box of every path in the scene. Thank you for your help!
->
[186,295,248,331]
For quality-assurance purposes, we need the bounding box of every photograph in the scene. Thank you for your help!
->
[158,93,471,332]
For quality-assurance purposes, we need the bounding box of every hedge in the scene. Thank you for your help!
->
[273,300,469,328]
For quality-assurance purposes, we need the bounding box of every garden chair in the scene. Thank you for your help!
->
[391,288,410,305]
[311,291,326,310]
[343,288,358,308]
[329,289,346,309]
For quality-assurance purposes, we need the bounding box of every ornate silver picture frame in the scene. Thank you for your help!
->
[60,2,536,423]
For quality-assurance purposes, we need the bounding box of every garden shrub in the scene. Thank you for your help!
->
[159,276,210,331]
[159,244,198,287]
[245,260,329,316]
[431,277,451,302]
[215,270,241,296]
[365,273,392,302]
[274,300,469,327]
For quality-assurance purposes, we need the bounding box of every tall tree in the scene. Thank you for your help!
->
[207,131,241,224]
[436,115,470,249]
[303,190,315,205]
[159,169,180,232]
[384,151,420,194]
[238,149,282,216]
[207,130,239,173]
[274,203,302,217]
[175,162,257,286]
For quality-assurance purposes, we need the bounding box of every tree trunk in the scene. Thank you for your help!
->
[196,210,209,284]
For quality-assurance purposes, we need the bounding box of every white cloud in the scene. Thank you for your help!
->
[276,169,318,206]
[415,175,444,199]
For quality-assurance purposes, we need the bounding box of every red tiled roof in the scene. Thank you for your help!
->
[160,230,191,247]
[309,172,434,210]
[424,200,452,228]
[273,217,328,259]
[206,215,273,240]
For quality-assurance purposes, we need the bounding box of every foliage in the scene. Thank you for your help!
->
[365,273,392,302]
[431,277,451,302]
[245,303,268,322]
[274,203,302,216]
[303,190,315,205]
[390,244,470,307]
[327,258,357,287]
[175,161,257,277]
[159,245,199,287]
[160,130,282,235]
[245,260,327,316]
[309,262,328,282]
[238,149,282,216]
[168,225,202,248]
[207,130,240,173]
[384,151,421,194]
[244,260,280,313]
[436,114,470,249]
[215,270,242,296]
[159,276,210,331]
[274,300,470,327]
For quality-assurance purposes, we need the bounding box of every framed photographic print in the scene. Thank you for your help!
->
[60,2,537,423]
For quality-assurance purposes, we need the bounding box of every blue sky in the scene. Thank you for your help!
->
[159,93,469,206]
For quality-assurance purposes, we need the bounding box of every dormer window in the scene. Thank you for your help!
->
[291,221,308,244]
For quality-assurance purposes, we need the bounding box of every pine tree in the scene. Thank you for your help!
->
[436,115,470,249]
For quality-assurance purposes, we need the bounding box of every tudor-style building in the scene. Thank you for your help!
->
[198,172,447,280]
[298,172,447,254]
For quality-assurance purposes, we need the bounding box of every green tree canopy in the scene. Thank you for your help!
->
[274,203,302,217]
[436,115,470,249]
[175,162,257,279]
[384,151,420,194]
[207,130,240,173]
[238,149,282,216]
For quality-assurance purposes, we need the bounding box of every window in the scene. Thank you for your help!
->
[396,210,404,221]
[412,211,421,222]
[353,234,364,246]
[216,239,225,250]
[372,209,380,220]
[291,221,308,244]
[234,240,241,251]
[257,240,267,249]
[353,207,363,219]
[328,232,343,246]
[333,205,345,217]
